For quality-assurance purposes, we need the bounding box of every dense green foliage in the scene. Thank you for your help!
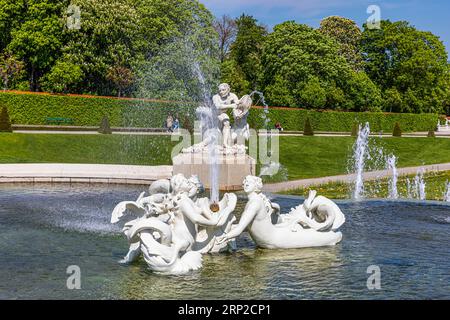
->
[260,22,382,111]
[220,14,267,97]
[361,20,450,114]
[1,2,448,115]
[0,92,439,132]
[318,16,363,71]
[219,15,449,114]
[0,0,218,98]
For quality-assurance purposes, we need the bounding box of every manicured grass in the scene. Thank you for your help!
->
[284,170,450,201]
[1,134,450,183]
[278,136,450,180]
[0,133,178,165]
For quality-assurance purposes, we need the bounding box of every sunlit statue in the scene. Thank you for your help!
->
[111,174,346,275]
[111,174,237,274]
[217,176,345,249]
[182,83,252,154]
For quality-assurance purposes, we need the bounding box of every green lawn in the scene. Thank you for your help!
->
[0,133,177,165]
[1,134,450,183]
[277,136,450,180]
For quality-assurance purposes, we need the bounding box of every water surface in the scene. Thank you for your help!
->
[0,184,449,299]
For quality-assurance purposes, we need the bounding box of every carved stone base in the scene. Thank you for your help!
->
[172,152,256,191]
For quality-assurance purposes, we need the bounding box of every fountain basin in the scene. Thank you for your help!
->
[0,184,449,299]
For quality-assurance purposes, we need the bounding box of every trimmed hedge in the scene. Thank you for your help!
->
[0,92,441,133]
[248,107,440,133]
[0,92,198,128]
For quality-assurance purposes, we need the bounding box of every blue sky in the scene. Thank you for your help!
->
[201,0,450,54]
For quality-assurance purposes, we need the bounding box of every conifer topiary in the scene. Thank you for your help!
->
[0,106,12,132]
[98,116,112,134]
[392,122,402,137]
[303,117,314,136]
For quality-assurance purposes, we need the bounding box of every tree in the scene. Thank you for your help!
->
[6,0,67,91]
[361,20,450,113]
[61,0,140,95]
[319,16,363,71]
[221,14,267,96]
[0,52,24,90]
[261,21,381,111]
[41,60,83,93]
[0,106,12,132]
[135,0,219,102]
[106,65,134,97]
[0,0,29,51]
[299,77,327,109]
[213,15,237,63]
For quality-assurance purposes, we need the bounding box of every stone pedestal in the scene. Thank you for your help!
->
[172,152,256,191]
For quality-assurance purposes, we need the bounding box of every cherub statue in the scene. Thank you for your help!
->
[111,174,237,274]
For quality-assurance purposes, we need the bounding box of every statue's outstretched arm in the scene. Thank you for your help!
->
[222,200,259,240]
[180,200,220,227]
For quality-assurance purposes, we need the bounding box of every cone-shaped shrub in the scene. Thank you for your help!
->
[303,117,314,136]
[351,122,358,137]
[0,106,12,132]
[98,116,112,134]
[392,122,402,137]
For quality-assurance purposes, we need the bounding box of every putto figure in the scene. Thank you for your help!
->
[111,174,237,274]
[213,83,240,148]
[182,83,252,154]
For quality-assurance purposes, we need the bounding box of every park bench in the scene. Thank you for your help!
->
[45,117,75,125]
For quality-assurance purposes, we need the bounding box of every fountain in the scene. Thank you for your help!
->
[444,181,450,202]
[413,169,427,200]
[172,83,256,191]
[387,155,398,199]
[111,174,346,274]
[350,123,371,200]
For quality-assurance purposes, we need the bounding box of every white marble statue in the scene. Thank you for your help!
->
[213,83,240,148]
[217,176,345,249]
[182,83,252,154]
[111,174,237,274]
[111,174,346,275]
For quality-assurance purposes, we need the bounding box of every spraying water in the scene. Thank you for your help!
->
[444,181,450,202]
[406,178,413,199]
[387,154,398,199]
[191,61,220,203]
[412,169,426,200]
[249,91,270,128]
[351,123,371,200]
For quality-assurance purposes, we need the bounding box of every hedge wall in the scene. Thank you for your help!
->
[0,92,198,128]
[0,92,441,132]
[249,107,441,132]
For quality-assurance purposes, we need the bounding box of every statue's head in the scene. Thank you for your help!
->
[170,174,191,195]
[188,175,204,197]
[218,83,230,98]
[243,175,263,193]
